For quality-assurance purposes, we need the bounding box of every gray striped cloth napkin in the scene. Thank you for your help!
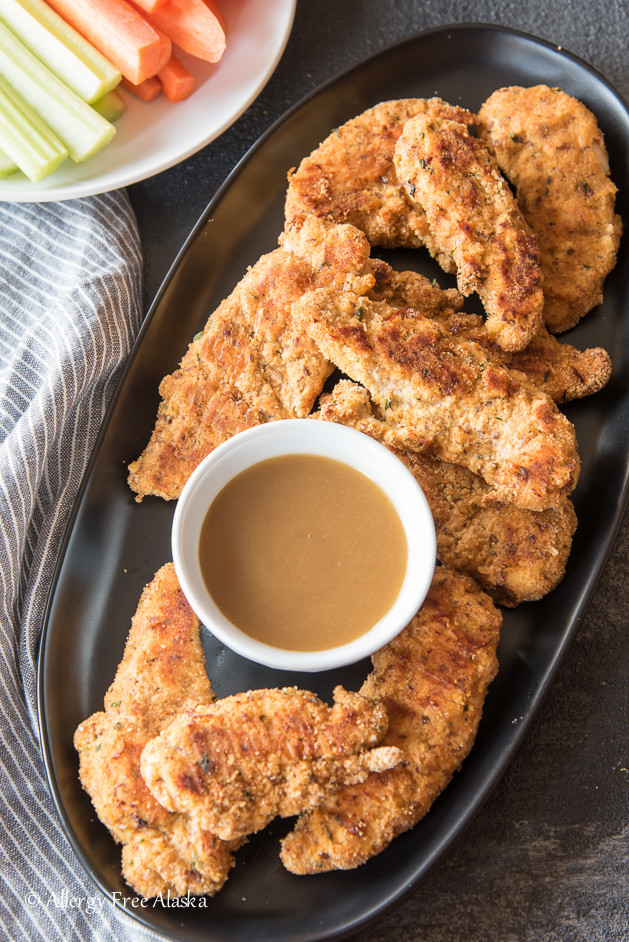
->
[0,194,159,941]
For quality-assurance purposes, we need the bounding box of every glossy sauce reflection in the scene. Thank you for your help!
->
[199,454,408,651]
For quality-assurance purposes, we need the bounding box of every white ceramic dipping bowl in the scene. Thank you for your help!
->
[172,418,436,672]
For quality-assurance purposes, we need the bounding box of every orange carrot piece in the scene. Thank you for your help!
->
[121,75,162,102]
[132,0,169,11]
[139,0,226,63]
[154,27,172,73]
[158,53,195,102]
[45,0,172,84]
[205,0,226,34]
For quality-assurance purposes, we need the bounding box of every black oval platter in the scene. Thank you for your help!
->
[37,23,629,942]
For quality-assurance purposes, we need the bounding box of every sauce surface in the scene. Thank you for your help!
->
[199,454,408,651]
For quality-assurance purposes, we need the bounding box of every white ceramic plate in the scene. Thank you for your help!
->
[0,0,296,202]
[172,420,436,673]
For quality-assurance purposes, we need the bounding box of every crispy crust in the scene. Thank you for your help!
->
[280,567,502,873]
[368,263,612,403]
[140,686,401,842]
[294,287,580,511]
[394,114,544,351]
[127,217,375,502]
[477,85,622,333]
[73,564,240,897]
[284,97,475,265]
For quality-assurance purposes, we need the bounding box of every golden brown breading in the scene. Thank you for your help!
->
[280,567,502,873]
[127,217,375,502]
[279,213,377,296]
[121,818,234,899]
[394,113,544,352]
[73,563,240,898]
[140,686,402,842]
[477,85,622,333]
[368,260,466,314]
[293,287,580,511]
[368,263,612,403]
[284,98,475,266]
[498,329,611,403]
[316,381,577,606]
[73,564,214,841]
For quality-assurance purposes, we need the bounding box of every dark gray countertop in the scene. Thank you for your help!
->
[128,2,629,939]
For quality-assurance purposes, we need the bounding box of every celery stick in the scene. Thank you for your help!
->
[92,88,126,123]
[0,144,17,175]
[0,20,114,163]
[0,73,67,181]
[0,0,120,103]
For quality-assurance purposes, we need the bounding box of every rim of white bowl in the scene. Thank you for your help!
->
[172,419,436,672]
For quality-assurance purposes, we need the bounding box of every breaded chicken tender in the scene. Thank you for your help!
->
[121,817,234,901]
[128,217,375,502]
[498,329,612,403]
[73,563,240,898]
[316,381,577,606]
[141,686,401,842]
[368,258,467,312]
[394,114,544,351]
[368,263,612,403]
[284,98,475,267]
[280,567,502,873]
[478,85,622,333]
[293,288,580,511]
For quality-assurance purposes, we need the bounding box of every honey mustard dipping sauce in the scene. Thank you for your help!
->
[198,454,408,651]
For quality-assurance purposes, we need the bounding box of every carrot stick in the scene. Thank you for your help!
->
[121,74,161,101]
[45,0,172,84]
[157,52,195,102]
[205,0,225,33]
[132,0,168,11]
[138,0,226,63]
[154,27,172,73]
